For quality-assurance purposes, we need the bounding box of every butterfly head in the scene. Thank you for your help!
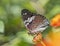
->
[21,9,33,20]
[21,9,30,16]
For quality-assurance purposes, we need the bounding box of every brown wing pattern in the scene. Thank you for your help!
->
[27,15,46,31]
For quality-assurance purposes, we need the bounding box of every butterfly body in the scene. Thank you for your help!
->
[21,9,49,35]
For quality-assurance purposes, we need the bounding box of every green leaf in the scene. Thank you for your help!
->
[0,21,4,33]
[45,5,60,20]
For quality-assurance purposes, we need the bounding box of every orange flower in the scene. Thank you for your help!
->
[50,14,60,27]
[33,33,46,46]
[33,33,42,44]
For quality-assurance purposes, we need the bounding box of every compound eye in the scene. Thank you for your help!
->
[23,12,27,15]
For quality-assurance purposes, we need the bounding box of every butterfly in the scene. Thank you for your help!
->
[21,9,49,35]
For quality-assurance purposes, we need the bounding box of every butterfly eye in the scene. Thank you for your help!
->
[23,12,27,15]
[21,9,29,15]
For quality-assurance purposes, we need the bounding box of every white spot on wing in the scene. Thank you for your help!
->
[24,16,35,26]
[29,16,35,23]
[31,25,48,33]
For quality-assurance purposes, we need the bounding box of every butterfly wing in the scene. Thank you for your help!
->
[21,9,49,34]
[27,15,49,34]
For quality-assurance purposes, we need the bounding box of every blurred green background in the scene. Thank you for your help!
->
[0,0,60,46]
